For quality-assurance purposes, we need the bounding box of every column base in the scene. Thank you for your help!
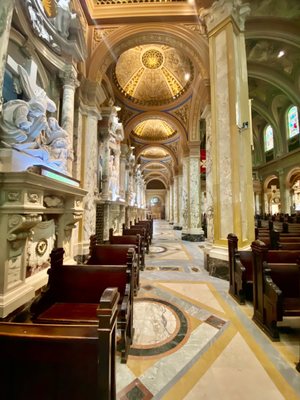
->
[181,228,205,242]
[206,246,229,281]
[173,225,182,230]
[0,284,35,319]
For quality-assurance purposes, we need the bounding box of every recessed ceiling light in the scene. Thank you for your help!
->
[277,50,285,58]
[184,72,191,81]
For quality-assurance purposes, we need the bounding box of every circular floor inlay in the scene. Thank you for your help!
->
[149,246,167,254]
[130,298,188,357]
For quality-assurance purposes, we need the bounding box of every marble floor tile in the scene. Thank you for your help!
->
[116,220,300,400]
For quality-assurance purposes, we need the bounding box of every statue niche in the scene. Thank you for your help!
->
[0,64,72,175]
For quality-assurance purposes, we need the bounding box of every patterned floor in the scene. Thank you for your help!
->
[116,220,300,400]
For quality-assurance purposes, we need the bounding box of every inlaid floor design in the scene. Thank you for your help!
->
[116,220,300,400]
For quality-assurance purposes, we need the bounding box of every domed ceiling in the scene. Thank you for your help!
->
[114,44,193,106]
[140,147,169,159]
[132,119,176,141]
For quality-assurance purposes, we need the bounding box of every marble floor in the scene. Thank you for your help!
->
[116,220,300,400]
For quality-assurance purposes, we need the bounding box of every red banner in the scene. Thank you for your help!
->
[200,149,206,173]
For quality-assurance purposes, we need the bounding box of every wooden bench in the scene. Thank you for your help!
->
[251,240,300,340]
[0,287,119,400]
[123,223,150,254]
[134,218,153,242]
[87,237,140,295]
[31,248,133,363]
[228,233,300,304]
[109,228,145,270]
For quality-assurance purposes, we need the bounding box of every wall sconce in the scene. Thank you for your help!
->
[238,121,249,133]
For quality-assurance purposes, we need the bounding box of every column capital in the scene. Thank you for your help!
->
[201,0,251,34]
[59,65,80,88]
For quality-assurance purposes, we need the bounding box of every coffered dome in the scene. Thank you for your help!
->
[114,44,193,106]
[131,119,176,141]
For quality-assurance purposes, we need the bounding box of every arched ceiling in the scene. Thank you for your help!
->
[81,0,300,187]
[131,119,176,142]
[114,44,193,106]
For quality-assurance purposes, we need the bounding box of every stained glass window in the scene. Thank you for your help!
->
[264,125,274,152]
[287,106,299,138]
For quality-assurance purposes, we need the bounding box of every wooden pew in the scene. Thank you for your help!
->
[134,218,153,242]
[251,240,300,340]
[228,233,300,304]
[0,287,119,400]
[31,248,133,363]
[123,223,150,254]
[109,228,145,270]
[87,237,140,295]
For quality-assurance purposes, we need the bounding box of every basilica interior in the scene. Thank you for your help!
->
[0,0,300,399]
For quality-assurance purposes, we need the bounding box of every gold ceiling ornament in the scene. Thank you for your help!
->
[141,147,169,159]
[141,49,164,70]
[114,44,194,106]
[161,67,183,96]
[132,119,176,141]
[123,67,145,97]
[42,0,57,17]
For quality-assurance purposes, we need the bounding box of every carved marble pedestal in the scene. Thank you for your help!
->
[0,170,86,318]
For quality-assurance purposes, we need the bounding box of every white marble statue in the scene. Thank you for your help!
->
[42,117,73,173]
[0,65,56,146]
[52,0,76,39]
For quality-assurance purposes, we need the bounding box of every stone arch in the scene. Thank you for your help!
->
[136,143,178,167]
[88,23,209,83]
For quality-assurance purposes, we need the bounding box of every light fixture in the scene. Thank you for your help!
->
[237,122,249,133]
[277,50,285,58]
[184,72,190,81]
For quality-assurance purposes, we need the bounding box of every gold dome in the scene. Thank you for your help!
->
[132,119,176,141]
[114,44,193,106]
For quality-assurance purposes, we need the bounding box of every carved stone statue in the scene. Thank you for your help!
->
[0,65,56,146]
[0,64,72,174]
[42,117,73,173]
[52,0,76,39]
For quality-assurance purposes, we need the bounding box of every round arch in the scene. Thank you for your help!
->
[136,143,178,167]
[88,23,209,82]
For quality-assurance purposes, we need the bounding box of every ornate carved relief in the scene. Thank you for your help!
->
[44,195,64,208]
[7,192,21,202]
[26,219,55,277]
[174,103,189,125]
[27,192,40,203]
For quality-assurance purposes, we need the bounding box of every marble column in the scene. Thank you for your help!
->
[119,144,127,201]
[165,189,170,221]
[82,107,102,243]
[181,156,189,230]
[182,147,204,241]
[59,65,79,175]
[0,0,15,112]
[169,182,174,224]
[278,168,289,214]
[178,173,183,228]
[202,106,214,242]
[173,175,179,228]
[205,0,254,261]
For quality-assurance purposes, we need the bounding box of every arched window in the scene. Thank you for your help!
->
[264,125,274,152]
[287,106,299,139]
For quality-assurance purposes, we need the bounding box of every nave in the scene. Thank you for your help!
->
[116,220,300,400]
